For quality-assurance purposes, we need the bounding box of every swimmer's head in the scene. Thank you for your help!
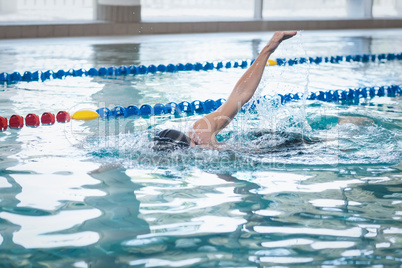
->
[153,129,191,152]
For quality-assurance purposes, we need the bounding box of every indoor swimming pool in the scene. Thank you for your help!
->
[0,29,401,267]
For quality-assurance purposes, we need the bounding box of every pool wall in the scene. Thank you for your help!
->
[1,18,402,39]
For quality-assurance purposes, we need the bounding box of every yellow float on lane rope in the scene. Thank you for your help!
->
[266,60,278,66]
[72,110,99,121]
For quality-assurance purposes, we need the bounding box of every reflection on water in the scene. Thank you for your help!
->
[0,30,401,266]
[115,166,402,267]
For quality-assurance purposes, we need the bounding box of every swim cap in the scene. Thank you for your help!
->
[153,129,191,151]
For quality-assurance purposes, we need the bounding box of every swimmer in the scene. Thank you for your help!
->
[153,31,298,151]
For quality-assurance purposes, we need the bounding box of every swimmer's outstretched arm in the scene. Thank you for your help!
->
[189,31,297,147]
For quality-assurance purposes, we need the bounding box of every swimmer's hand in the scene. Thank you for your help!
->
[266,31,297,54]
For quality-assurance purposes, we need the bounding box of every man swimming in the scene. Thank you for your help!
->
[154,31,298,151]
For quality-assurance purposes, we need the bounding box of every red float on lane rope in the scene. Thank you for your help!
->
[25,113,40,127]
[41,112,55,125]
[0,116,8,131]
[9,115,24,129]
[56,111,70,123]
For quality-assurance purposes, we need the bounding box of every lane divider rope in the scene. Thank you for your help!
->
[1,85,401,132]
[1,52,401,84]
[0,111,70,131]
[276,52,402,66]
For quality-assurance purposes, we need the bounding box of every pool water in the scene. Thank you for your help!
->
[0,29,402,267]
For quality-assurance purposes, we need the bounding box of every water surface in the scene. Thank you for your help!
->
[0,30,401,267]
